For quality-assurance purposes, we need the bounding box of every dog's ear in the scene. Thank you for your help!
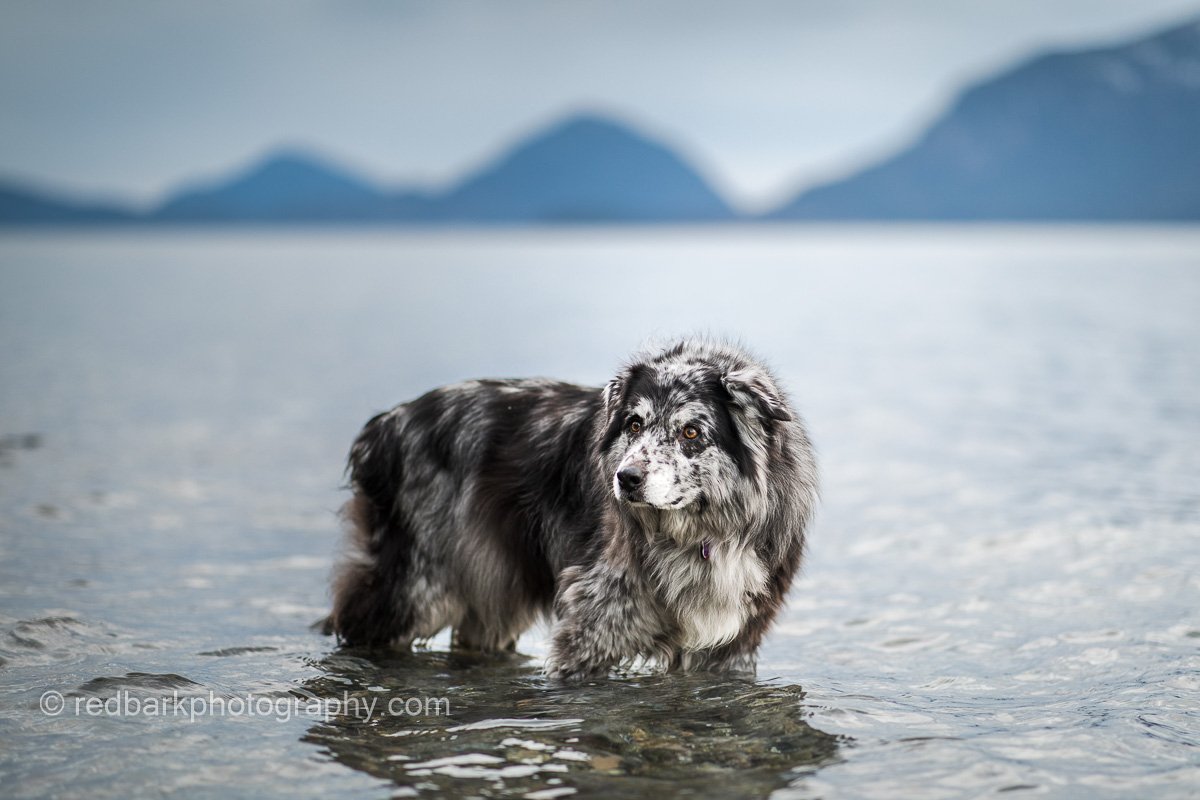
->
[602,363,647,425]
[722,368,792,422]
[601,374,626,423]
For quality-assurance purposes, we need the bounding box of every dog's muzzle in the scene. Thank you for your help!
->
[615,464,645,501]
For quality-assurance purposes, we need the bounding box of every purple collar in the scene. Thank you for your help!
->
[701,541,711,560]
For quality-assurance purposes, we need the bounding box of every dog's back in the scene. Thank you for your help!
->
[329,379,604,649]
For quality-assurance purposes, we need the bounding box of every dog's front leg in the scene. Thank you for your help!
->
[544,564,666,681]
[679,646,757,676]
[680,589,785,676]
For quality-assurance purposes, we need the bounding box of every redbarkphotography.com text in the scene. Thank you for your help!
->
[40,689,450,723]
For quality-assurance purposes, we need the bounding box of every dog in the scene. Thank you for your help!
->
[327,338,817,680]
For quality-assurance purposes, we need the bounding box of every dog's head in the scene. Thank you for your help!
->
[598,340,793,512]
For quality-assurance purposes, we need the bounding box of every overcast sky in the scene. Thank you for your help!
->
[1,0,1197,210]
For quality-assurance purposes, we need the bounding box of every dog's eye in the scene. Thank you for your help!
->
[682,425,700,440]
[628,419,642,434]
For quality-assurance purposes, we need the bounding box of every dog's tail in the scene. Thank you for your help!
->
[345,410,408,531]
[327,409,415,646]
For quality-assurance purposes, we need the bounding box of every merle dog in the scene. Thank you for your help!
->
[327,339,817,679]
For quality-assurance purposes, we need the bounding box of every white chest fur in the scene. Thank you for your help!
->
[648,540,768,652]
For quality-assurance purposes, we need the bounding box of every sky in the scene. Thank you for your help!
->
[1,0,1198,211]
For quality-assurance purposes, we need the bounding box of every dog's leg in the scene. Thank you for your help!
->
[681,644,758,676]
[451,611,483,652]
[544,564,668,680]
[682,582,790,676]
[665,639,755,675]
[451,611,516,652]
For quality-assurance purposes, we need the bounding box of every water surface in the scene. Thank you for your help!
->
[1,226,1197,797]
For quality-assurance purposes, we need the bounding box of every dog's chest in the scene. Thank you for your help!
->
[655,542,767,651]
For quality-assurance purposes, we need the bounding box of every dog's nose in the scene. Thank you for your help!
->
[617,465,645,491]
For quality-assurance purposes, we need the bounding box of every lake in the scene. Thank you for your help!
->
[1,226,1198,798]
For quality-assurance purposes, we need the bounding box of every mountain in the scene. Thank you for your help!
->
[772,17,1200,220]
[149,115,731,223]
[152,150,405,222]
[0,113,732,225]
[431,115,733,221]
[5,11,1200,229]
[0,182,133,224]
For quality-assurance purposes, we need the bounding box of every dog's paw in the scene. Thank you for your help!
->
[544,625,613,682]
[542,657,606,682]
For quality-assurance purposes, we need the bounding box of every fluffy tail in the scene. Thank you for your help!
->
[327,410,415,647]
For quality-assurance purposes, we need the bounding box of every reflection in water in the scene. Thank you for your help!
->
[301,650,842,797]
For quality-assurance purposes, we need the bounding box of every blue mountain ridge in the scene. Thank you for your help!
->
[2,15,1198,224]
[770,16,1200,220]
[155,150,405,222]
[430,115,732,222]
[151,115,731,224]
[0,183,135,223]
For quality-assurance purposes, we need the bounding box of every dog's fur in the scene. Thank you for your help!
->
[327,339,817,679]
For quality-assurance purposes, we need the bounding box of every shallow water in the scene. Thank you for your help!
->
[1,226,1198,798]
